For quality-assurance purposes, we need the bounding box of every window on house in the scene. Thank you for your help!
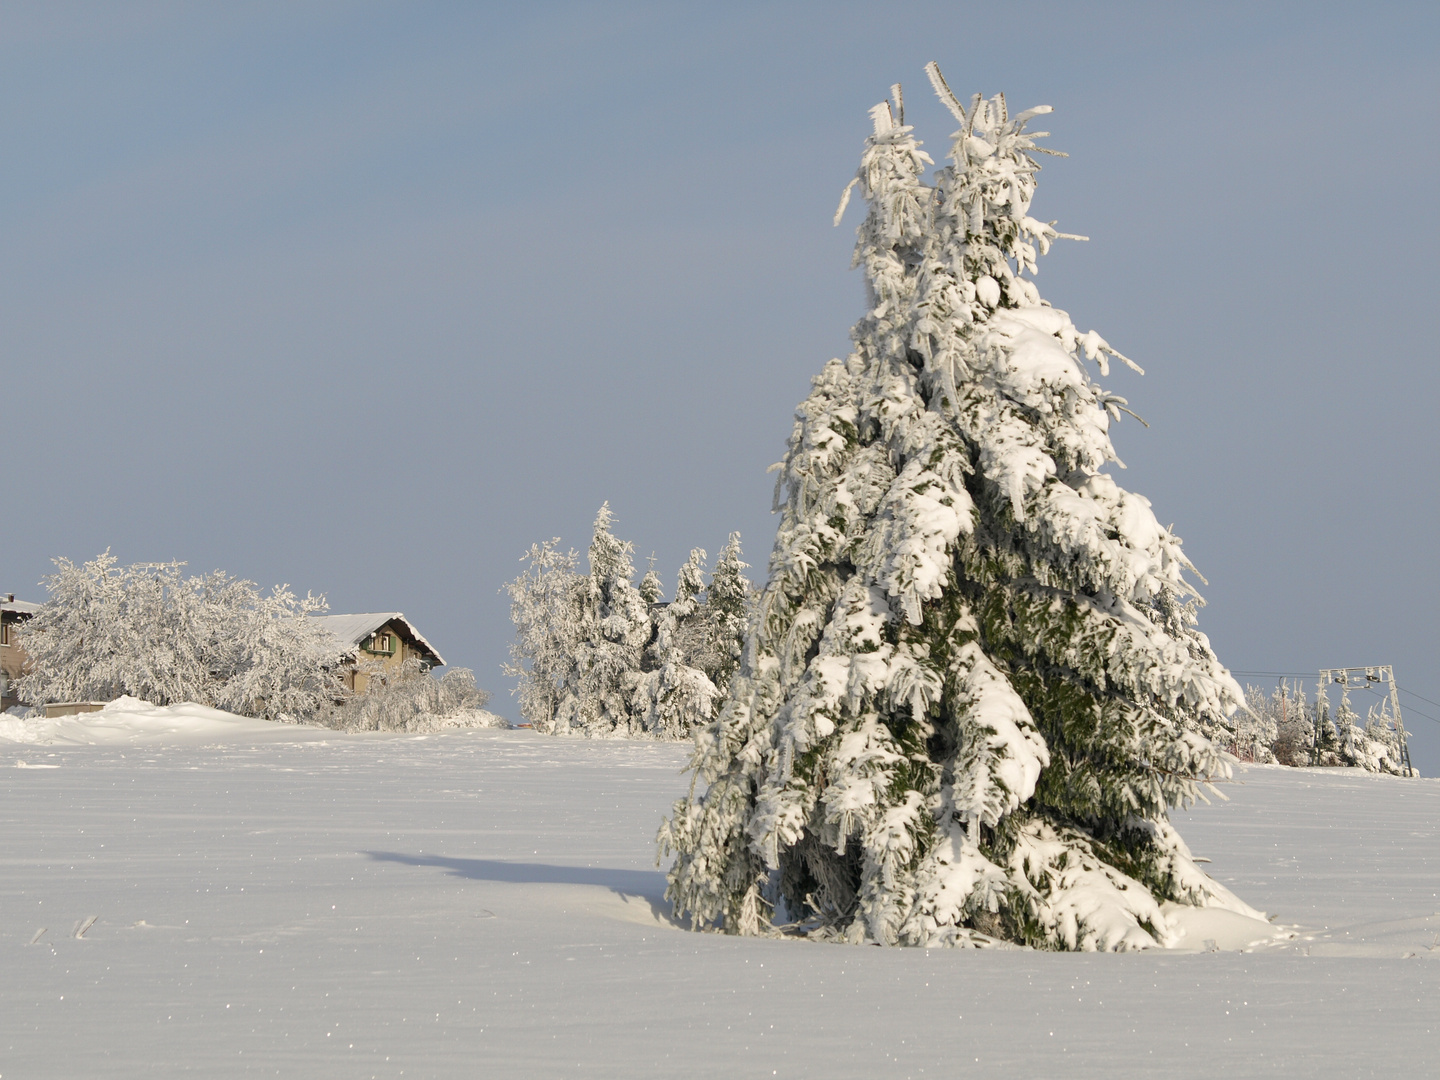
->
[368,632,393,654]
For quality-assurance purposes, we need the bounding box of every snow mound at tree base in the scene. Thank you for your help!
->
[1161,902,1289,952]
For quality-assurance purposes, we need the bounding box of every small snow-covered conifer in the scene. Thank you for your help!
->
[570,504,653,735]
[639,563,665,605]
[1322,682,1409,775]
[635,549,720,740]
[701,533,752,693]
[660,69,1262,950]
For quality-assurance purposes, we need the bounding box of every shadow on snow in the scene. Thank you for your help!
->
[362,851,677,924]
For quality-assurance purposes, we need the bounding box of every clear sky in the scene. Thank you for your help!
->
[2,2,1437,769]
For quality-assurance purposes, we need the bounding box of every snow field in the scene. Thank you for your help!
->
[2,725,1436,1078]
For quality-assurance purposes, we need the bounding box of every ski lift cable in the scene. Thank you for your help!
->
[1229,669,1314,678]
[1385,701,1440,726]
[1224,671,1439,725]
[1396,685,1440,711]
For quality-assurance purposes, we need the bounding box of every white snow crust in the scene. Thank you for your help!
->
[2,729,1436,1076]
[0,696,343,746]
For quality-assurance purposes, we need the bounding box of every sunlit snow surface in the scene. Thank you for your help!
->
[3,721,1436,1077]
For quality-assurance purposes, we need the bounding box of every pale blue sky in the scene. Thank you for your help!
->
[2,2,1437,768]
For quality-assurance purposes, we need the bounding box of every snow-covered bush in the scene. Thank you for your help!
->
[659,70,1262,951]
[323,657,501,732]
[505,509,751,738]
[16,551,340,723]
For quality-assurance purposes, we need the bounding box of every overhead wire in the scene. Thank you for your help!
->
[1222,672,1440,728]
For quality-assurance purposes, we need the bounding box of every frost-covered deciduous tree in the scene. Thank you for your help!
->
[659,68,1262,950]
[213,583,339,722]
[503,538,586,733]
[1237,682,1308,765]
[17,551,340,721]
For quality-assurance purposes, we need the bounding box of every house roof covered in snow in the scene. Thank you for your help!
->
[312,612,445,668]
[1,596,41,616]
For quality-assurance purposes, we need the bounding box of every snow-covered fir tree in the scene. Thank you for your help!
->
[639,561,665,605]
[659,68,1263,950]
[697,533,751,693]
[568,504,653,735]
[1355,698,1409,775]
[634,549,721,740]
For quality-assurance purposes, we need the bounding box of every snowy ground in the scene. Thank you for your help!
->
[2,710,1436,1078]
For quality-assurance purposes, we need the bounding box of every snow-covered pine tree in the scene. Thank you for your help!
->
[635,548,721,740]
[659,68,1262,950]
[639,562,665,605]
[1328,682,1409,775]
[506,516,749,738]
[1267,681,1315,766]
[568,504,653,736]
[699,533,752,693]
[1312,680,1341,765]
[1357,699,1408,775]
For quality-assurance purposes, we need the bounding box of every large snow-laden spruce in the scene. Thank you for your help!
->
[659,67,1262,950]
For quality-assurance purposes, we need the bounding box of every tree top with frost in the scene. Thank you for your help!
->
[659,66,1260,951]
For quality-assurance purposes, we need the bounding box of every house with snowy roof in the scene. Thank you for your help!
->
[313,613,446,694]
[1,594,42,711]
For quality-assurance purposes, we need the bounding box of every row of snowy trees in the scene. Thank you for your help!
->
[1232,681,1410,774]
[504,505,751,739]
[14,550,497,731]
